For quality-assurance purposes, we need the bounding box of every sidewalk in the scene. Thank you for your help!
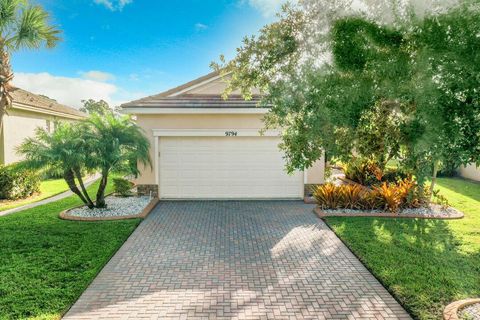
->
[0,175,100,217]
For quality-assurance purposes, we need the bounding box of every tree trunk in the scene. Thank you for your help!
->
[429,159,440,199]
[0,43,13,133]
[64,169,94,208]
[95,170,109,208]
[73,168,95,208]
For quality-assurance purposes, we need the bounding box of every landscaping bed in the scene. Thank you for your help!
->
[60,195,158,221]
[324,177,480,320]
[459,303,480,320]
[314,203,463,219]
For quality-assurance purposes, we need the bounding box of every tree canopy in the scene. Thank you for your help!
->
[213,0,480,186]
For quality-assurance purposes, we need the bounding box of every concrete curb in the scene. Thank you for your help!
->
[444,298,480,320]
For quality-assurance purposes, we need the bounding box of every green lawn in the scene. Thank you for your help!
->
[325,177,480,320]
[0,179,141,320]
[0,178,71,212]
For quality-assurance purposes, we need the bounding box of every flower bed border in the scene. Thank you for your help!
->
[444,298,480,320]
[313,206,464,220]
[59,196,159,221]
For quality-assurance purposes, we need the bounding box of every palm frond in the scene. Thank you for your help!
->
[0,0,22,33]
[11,5,61,50]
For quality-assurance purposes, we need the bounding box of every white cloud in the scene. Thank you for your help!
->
[245,0,293,16]
[80,70,115,82]
[93,0,132,11]
[13,72,118,109]
[195,23,208,31]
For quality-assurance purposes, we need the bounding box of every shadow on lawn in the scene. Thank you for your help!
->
[326,211,480,319]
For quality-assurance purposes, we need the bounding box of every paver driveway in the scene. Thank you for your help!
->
[64,201,411,319]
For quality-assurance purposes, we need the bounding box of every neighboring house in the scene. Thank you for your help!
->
[0,87,86,165]
[460,164,480,182]
[121,71,325,199]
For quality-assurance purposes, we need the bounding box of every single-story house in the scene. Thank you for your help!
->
[121,71,325,199]
[0,87,86,165]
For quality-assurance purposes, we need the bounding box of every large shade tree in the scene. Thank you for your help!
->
[213,0,480,191]
[0,0,61,131]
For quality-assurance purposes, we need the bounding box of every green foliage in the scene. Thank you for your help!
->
[0,0,61,51]
[79,99,112,115]
[343,159,408,186]
[113,178,134,197]
[18,114,151,209]
[0,163,40,200]
[217,1,480,187]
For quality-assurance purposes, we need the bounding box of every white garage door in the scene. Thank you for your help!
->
[159,136,304,199]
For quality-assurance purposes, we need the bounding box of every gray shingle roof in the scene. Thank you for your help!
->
[121,72,262,109]
[11,87,87,118]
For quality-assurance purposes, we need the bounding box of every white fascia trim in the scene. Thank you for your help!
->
[12,102,85,120]
[169,74,225,97]
[121,107,269,114]
[153,129,281,137]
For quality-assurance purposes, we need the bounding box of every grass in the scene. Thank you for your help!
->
[0,179,141,320]
[325,177,480,320]
[0,178,71,212]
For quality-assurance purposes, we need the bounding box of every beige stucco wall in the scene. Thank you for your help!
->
[460,164,480,182]
[134,113,325,186]
[1,108,71,165]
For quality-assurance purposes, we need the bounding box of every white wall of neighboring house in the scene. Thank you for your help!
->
[1,108,55,165]
[459,163,480,182]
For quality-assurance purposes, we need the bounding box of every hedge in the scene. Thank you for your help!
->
[0,164,40,200]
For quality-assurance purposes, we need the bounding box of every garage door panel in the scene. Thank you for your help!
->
[159,136,303,199]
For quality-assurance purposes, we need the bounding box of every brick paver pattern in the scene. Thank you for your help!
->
[64,201,411,320]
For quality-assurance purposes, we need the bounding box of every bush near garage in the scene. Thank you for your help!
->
[343,159,408,186]
[0,164,40,200]
[313,178,430,213]
[113,178,134,197]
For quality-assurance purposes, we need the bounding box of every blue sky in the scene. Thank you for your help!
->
[12,0,283,108]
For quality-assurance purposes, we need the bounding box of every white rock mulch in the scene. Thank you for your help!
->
[68,196,151,218]
[459,303,480,320]
[321,203,462,218]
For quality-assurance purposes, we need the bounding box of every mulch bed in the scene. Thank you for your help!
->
[60,196,159,221]
[313,205,464,220]
[444,299,480,320]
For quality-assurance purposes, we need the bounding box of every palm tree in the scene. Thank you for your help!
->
[0,0,61,131]
[83,114,151,208]
[17,123,96,209]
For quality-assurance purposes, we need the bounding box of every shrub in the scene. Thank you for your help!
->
[339,184,365,209]
[0,164,40,200]
[373,183,402,212]
[344,159,408,186]
[313,177,431,212]
[113,178,134,197]
[313,183,344,209]
[343,159,382,186]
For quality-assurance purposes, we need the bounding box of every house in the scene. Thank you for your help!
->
[460,164,480,182]
[121,71,325,199]
[0,87,86,165]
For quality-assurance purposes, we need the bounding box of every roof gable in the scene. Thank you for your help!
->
[121,72,261,109]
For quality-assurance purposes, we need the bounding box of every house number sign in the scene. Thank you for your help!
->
[225,131,238,136]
